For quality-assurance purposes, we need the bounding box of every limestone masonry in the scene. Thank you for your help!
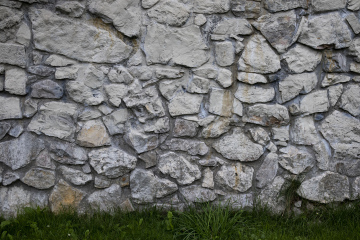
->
[0,0,360,216]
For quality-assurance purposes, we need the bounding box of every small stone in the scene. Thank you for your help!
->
[127,50,142,67]
[67,81,104,106]
[312,0,346,12]
[147,0,190,27]
[0,122,10,140]
[346,13,360,34]
[279,145,315,174]
[104,84,127,107]
[186,76,210,94]
[279,73,317,103]
[0,0,22,8]
[213,128,264,161]
[2,171,20,186]
[94,176,112,189]
[0,43,26,67]
[108,66,133,84]
[216,163,254,192]
[194,14,207,26]
[220,194,253,209]
[102,109,128,135]
[55,66,79,80]
[282,44,322,73]
[193,65,218,79]
[119,174,130,187]
[193,0,230,13]
[328,84,343,107]
[31,80,63,99]
[77,120,111,147]
[128,66,153,80]
[340,83,360,116]
[249,127,270,146]
[143,117,170,134]
[215,68,233,88]
[351,62,360,74]
[130,169,157,203]
[297,172,349,203]
[352,177,360,200]
[174,118,198,137]
[256,153,278,188]
[59,166,92,186]
[8,124,23,138]
[49,179,85,213]
[202,168,214,189]
[139,151,157,168]
[298,90,329,115]
[168,92,203,116]
[155,177,178,198]
[231,0,260,19]
[78,109,102,121]
[124,126,159,154]
[45,54,77,67]
[209,89,233,117]
[56,1,85,18]
[235,83,275,104]
[89,147,137,178]
[35,150,56,170]
[180,186,216,203]
[5,67,27,95]
[21,168,55,189]
[322,51,348,73]
[237,72,267,84]
[27,65,55,77]
[232,98,243,116]
[49,141,87,165]
[120,199,135,212]
[322,74,351,87]
[243,104,290,126]
[201,117,231,138]
[214,41,235,67]
[158,152,201,185]
[290,116,318,145]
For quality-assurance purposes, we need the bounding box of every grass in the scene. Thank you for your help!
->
[1,202,360,240]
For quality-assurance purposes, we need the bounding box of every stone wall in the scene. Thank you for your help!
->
[0,0,360,216]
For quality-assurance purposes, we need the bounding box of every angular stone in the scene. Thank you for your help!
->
[180,186,216,203]
[35,150,56,170]
[158,152,201,185]
[173,118,198,137]
[351,62,360,74]
[67,81,104,106]
[258,176,286,214]
[193,0,230,13]
[16,21,31,46]
[212,18,253,37]
[155,177,178,198]
[168,92,203,116]
[216,163,254,192]
[59,166,92,186]
[328,84,343,107]
[214,41,235,67]
[0,43,26,67]
[290,116,318,145]
[279,145,315,174]
[272,125,289,144]
[231,0,260,19]
[130,169,157,203]
[148,0,189,26]
[28,102,78,142]
[239,34,281,74]
[346,13,360,35]
[209,89,233,117]
[45,54,77,67]
[202,168,214,189]
[232,99,243,116]
[144,23,209,68]
[162,138,209,156]
[256,153,278,188]
[322,74,351,87]
[2,171,20,186]
[89,147,137,178]
[5,67,27,95]
[78,109,102,121]
[0,6,22,30]
[77,120,111,147]
[155,68,184,79]
[0,0,22,8]
[31,80,63,99]
[243,104,290,126]
[30,9,132,63]
[139,151,157,168]
[279,73,317,103]
[282,44,322,73]
[297,172,349,203]
[77,64,105,89]
[104,84,128,107]
[298,13,352,50]
[312,0,346,12]
[56,1,85,18]
[299,90,329,115]
[249,127,270,146]
[235,83,275,103]
[352,177,360,200]
[193,65,218,79]
[264,0,308,12]
[213,128,264,161]
[0,186,48,217]
[186,76,210,94]
[253,11,299,53]
[348,0,360,10]
[87,184,122,211]
[124,126,159,154]
[215,68,233,88]
[143,117,170,134]
[0,133,44,170]
[27,65,55,77]
[108,66,133,84]
[220,193,253,209]
[201,117,231,138]
[49,179,86,213]
[94,176,111,189]
[55,66,79,80]
[322,51,348,73]
[340,83,360,116]
[102,109,128,135]
[49,141,87,165]
[128,66,153,81]
[0,122,10,140]
[21,168,55,189]
[237,72,267,84]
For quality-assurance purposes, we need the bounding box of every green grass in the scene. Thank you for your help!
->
[1,202,360,240]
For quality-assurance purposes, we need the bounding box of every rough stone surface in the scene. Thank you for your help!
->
[216,163,254,192]
[162,138,209,156]
[264,0,308,12]
[0,96,22,120]
[243,104,290,126]
[21,168,56,189]
[56,1,85,18]
[235,83,275,103]
[340,83,360,116]
[209,89,233,117]
[147,0,189,26]
[168,92,203,116]
[290,116,318,145]
[180,186,216,202]
[59,166,92,186]
[31,80,63,99]
[279,145,315,174]
[77,120,111,147]
[279,73,317,103]
[321,74,351,87]
[256,153,278,188]
[5,67,27,95]
[202,168,214,189]
[49,141,87,165]
[87,184,122,211]
[298,90,329,115]
[214,41,235,67]
[0,43,26,67]
[0,122,11,140]
[282,44,322,73]
[312,0,346,12]
[173,118,198,137]
[237,72,267,84]
[193,0,230,13]
[258,176,286,214]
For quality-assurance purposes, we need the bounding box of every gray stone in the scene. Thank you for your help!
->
[209,89,233,117]
[213,128,264,161]
[159,80,183,101]
[139,151,157,168]
[155,68,184,79]
[2,171,19,186]
[142,0,159,8]
[108,66,133,84]
[78,109,102,121]
[98,105,114,115]
[124,126,159,154]
[239,34,281,74]
[313,139,332,171]
[220,193,253,209]
[128,66,153,81]
[155,177,178,198]
[201,117,231,138]
[0,43,26,67]
[0,1,22,9]
[102,109,128,135]
[212,18,253,38]
[49,141,87,165]
[290,116,318,145]
[231,0,260,19]
[0,186,48,217]
[168,92,203,116]
[235,83,275,104]
[144,23,209,67]
[27,65,55,77]
[237,72,267,84]
[56,1,85,18]
[322,51,348,73]
[279,145,315,174]
[352,177,360,199]
[232,98,243,116]
[130,169,157,204]
[214,41,235,67]
[193,0,230,13]
[35,150,56,170]
[77,64,105,89]
[158,152,201,185]
[297,172,349,203]
[282,44,322,73]
[193,65,218,79]
[8,125,23,138]
[264,0,308,12]
[5,67,27,95]
[312,0,346,12]
[0,6,22,29]
[0,122,10,140]
[299,90,329,115]
[199,156,224,167]
[279,73,317,103]
[202,168,214,189]
[143,117,170,134]
[147,0,189,26]
[67,81,104,106]
[194,14,207,26]
[346,13,360,35]
[174,118,198,137]
[59,166,92,186]
[298,13,352,50]
[30,9,132,63]
[340,83,360,116]
[104,84,128,107]
[45,55,77,67]
[243,104,290,126]
[216,68,233,88]
[249,127,270,146]
[348,0,360,10]
[349,38,360,62]
[328,84,343,107]
[186,76,210,94]
[0,133,44,170]
[89,147,137,178]
[94,176,112,189]
[321,74,351,87]
[272,125,289,145]
[256,153,278,188]
[55,66,79,80]
[119,199,135,212]
[77,120,111,147]
[180,185,216,202]
[216,163,254,192]
[31,80,63,99]
[351,62,360,73]
[162,138,209,156]
[253,11,299,53]
[127,49,143,67]
[16,21,31,46]
[88,184,122,211]
[28,102,78,142]
[258,176,286,214]
[21,168,55,189]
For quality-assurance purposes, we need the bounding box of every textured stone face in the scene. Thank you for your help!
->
[264,0,308,12]
[279,145,315,174]
[216,163,254,192]
[87,184,122,211]
[193,0,230,13]
[5,67,27,95]
[0,43,26,67]
[77,120,111,147]
[282,44,322,73]
[256,153,278,188]
[0,96,22,120]
[21,168,56,189]
[235,83,275,103]
[279,73,317,103]
[147,0,190,26]
[180,185,216,203]
[243,104,290,126]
